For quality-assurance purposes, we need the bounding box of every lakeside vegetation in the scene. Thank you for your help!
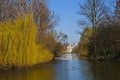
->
[0,14,53,68]
[0,0,68,68]
[77,0,120,61]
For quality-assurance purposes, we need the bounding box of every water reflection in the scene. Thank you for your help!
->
[0,63,55,80]
[54,60,94,80]
[91,61,120,80]
[0,60,120,80]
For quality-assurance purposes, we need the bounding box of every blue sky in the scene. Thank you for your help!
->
[49,0,82,44]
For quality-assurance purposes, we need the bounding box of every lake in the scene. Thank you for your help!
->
[0,59,120,80]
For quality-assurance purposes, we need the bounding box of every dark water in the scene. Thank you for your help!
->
[0,59,120,80]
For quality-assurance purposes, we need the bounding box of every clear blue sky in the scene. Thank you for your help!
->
[49,0,82,44]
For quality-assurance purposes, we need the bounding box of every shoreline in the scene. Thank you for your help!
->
[79,55,120,62]
[0,59,54,71]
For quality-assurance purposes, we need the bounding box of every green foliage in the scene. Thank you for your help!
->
[78,24,120,60]
[0,14,53,68]
[78,27,93,56]
[95,25,120,59]
[85,25,120,59]
[77,0,120,60]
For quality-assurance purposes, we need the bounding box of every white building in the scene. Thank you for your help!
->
[66,43,77,53]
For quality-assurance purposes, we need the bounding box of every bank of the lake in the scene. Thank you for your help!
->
[79,55,120,62]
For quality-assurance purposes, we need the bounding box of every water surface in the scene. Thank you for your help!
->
[0,59,120,80]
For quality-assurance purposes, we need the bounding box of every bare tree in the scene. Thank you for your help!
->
[114,0,120,24]
[31,0,57,43]
[78,0,108,58]
[115,0,120,14]
[0,0,57,41]
[55,32,68,44]
[0,0,31,22]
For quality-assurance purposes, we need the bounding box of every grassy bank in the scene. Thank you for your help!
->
[0,14,53,69]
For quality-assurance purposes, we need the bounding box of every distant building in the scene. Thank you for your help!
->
[65,43,77,53]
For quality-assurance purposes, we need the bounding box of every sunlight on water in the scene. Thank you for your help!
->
[60,53,78,60]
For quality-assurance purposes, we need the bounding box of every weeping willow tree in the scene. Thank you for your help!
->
[0,14,53,68]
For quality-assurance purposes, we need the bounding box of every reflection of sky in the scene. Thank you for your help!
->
[54,59,93,80]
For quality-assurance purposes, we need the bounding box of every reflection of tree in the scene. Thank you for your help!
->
[91,61,120,80]
[0,64,55,80]
[80,61,94,80]
[55,60,95,80]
